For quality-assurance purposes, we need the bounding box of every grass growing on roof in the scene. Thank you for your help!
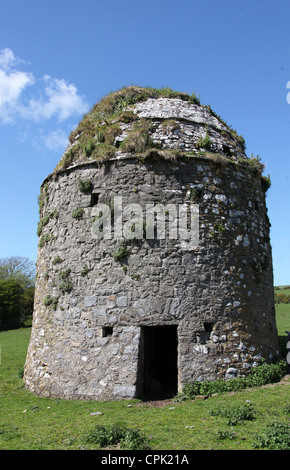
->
[120,118,156,154]
[68,85,201,144]
[53,85,246,173]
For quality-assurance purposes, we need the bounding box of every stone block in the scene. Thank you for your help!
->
[113,385,136,398]
[92,306,107,317]
[84,296,97,307]
[116,296,127,307]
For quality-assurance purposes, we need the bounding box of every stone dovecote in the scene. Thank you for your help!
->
[24,87,281,400]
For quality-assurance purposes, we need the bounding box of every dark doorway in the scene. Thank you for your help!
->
[137,325,178,400]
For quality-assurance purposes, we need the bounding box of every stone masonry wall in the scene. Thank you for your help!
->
[24,155,281,400]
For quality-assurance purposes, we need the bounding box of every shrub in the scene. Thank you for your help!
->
[72,208,84,220]
[214,222,226,233]
[39,234,51,247]
[58,269,71,280]
[253,421,290,450]
[86,423,151,450]
[80,266,90,277]
[37,209,59,236]
[176,360,287,400]
[44,294,52,306]
[196,133,212,150]
[119,427,151,450]
[43,295,58,310]
[78,178,93,193]
[59,281,73,294]
[210,402,256,425]
[111,243,131,262]
[86,424,113,447]
[275,292,290,304]
[261,174,271,191]
[246,360,287,387]
[37,183,49,215]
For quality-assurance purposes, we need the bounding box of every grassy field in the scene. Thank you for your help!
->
[0,301,289,450]
[275,286,290,354]
[275,286,290,296]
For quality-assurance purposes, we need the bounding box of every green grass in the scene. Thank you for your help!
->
[276,303,290,354]
[274,285,290,354]
[276,303,290,335]
[275,287,290,296]
[0,305,289,450]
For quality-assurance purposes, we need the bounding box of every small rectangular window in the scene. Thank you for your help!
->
[203,322,214,332]
[102,326,113,337]
[90,193,99,207]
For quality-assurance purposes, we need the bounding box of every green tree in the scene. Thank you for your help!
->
[0,256,36,330]
[0,279,23,330]
[0,256,36,288]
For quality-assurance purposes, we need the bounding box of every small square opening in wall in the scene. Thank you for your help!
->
[90,193,99,207]
[102,326,113,337]
[203,322,214,332]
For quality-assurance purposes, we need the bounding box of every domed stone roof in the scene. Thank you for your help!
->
[54,86,249,173]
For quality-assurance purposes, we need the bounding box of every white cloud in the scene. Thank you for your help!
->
[0,48,17,70]
[0,48,88,124]
[43,129,69,150]
[0,48,34,122]
[21,75,88,121]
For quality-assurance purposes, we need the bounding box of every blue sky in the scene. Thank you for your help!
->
[0,0,289,286]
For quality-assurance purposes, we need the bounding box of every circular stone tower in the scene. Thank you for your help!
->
[24,86,281,400]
